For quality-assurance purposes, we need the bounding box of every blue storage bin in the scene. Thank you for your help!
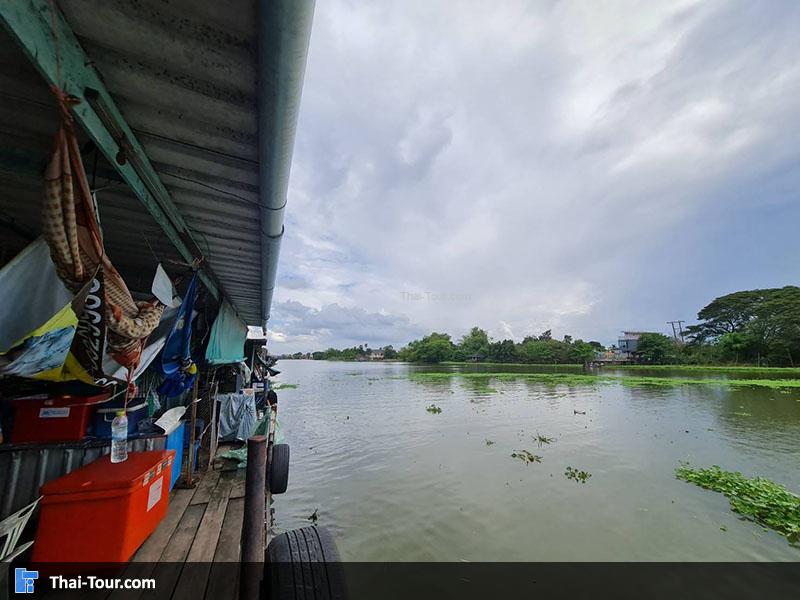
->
[92,398,148,438]
[183,418,205,447]
[165,421,185,490]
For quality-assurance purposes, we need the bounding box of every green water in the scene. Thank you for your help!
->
[272,360,800,560]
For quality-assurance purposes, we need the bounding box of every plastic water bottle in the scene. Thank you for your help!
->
[111,410,128,463]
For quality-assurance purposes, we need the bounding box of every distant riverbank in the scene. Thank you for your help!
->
[441,361,800,375]
[284,358,800,376]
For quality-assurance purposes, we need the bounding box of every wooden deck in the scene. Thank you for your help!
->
[117,463,248,600]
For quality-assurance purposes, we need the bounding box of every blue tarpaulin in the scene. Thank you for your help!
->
[205,300,247,365]
[158,272,199,397]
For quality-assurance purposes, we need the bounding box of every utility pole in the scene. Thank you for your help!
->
[666,320,685,342]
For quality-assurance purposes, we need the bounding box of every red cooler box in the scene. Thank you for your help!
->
[12,393,109,443]
[32,450,174,563]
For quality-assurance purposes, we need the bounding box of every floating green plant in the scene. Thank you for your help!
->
[675,464,800,545]
[534,432,555,447]
[511,450,542,465]
[272,383,298,390]
[474,383,498,394]
[613,364,800,375]
[565,466,591,483]
[426,404,442,414]
[408,371,800,390]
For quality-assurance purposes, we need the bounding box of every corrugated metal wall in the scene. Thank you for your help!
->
[0,436,166,520]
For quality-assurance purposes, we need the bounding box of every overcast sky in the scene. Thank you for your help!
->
[267,0,800,353]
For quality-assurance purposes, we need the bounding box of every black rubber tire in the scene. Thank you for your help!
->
[269,443,290,494]
[263,526,347,600]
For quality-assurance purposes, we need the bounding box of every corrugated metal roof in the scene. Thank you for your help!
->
[0,0,298,324]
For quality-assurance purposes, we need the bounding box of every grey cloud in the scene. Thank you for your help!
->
[269,300,426,351]
[271,0,800,351]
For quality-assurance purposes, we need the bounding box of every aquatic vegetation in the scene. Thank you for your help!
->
[565,466,591,483]
[441,361,583,369]
[426,404,443,414]
[473,383,498,394]
[615,377,800,389]
[485,439,495,446]
[307,509,319,524]
[675,464,800,545]
[408,371,800,390]
[573,409,586,415]
[511,450,542,465]
[613,364,800,376]
[534,432,555,447]
[272,383,298,390]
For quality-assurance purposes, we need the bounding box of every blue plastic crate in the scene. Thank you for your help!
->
[92,398,148,439]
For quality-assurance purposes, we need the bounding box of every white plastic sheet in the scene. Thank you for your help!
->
[155,406,187,436]
[0,238,72,353]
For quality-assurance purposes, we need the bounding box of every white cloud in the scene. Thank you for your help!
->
[271,0,800,353]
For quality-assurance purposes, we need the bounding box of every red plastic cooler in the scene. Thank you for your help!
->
[11,393,109,443]
[32,450,174,563]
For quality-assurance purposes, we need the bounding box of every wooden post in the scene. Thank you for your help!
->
[240,435,267,600]
[184,377,199,486]
[208,382,219,468]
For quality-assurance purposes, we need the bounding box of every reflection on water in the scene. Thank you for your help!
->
[272,361,800,561]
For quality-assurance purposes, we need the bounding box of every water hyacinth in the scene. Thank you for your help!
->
[676,464,800,545]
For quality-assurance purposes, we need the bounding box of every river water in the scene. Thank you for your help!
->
[271,360,800,561]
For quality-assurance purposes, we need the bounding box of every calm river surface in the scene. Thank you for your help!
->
[271,360,800,561]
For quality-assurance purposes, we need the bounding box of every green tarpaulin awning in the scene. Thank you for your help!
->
[205,301,248,365]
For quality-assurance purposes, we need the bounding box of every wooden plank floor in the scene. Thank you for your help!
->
[123,463,247,600]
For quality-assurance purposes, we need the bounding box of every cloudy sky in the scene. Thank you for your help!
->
[267,0,800,353]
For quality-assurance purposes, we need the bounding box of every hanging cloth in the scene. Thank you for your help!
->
[158,272,199,397]
[205,300,247,365]
[42,94,164,383]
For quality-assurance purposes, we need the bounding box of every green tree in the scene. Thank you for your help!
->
[486,339,518,362]
[748,287,800,366]
[715,332,750,364]
[686,289,780,342]
[519,339,553,363]
[399,332,455,363]
[569,340,597,364]
[459,327,490,356]
[687,286,800,365]
[635,333,675,364]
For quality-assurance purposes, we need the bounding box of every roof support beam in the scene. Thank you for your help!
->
[0,0,222,301]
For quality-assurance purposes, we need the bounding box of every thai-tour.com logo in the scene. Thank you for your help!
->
[13,567,155,593]
[14,568,38,594]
